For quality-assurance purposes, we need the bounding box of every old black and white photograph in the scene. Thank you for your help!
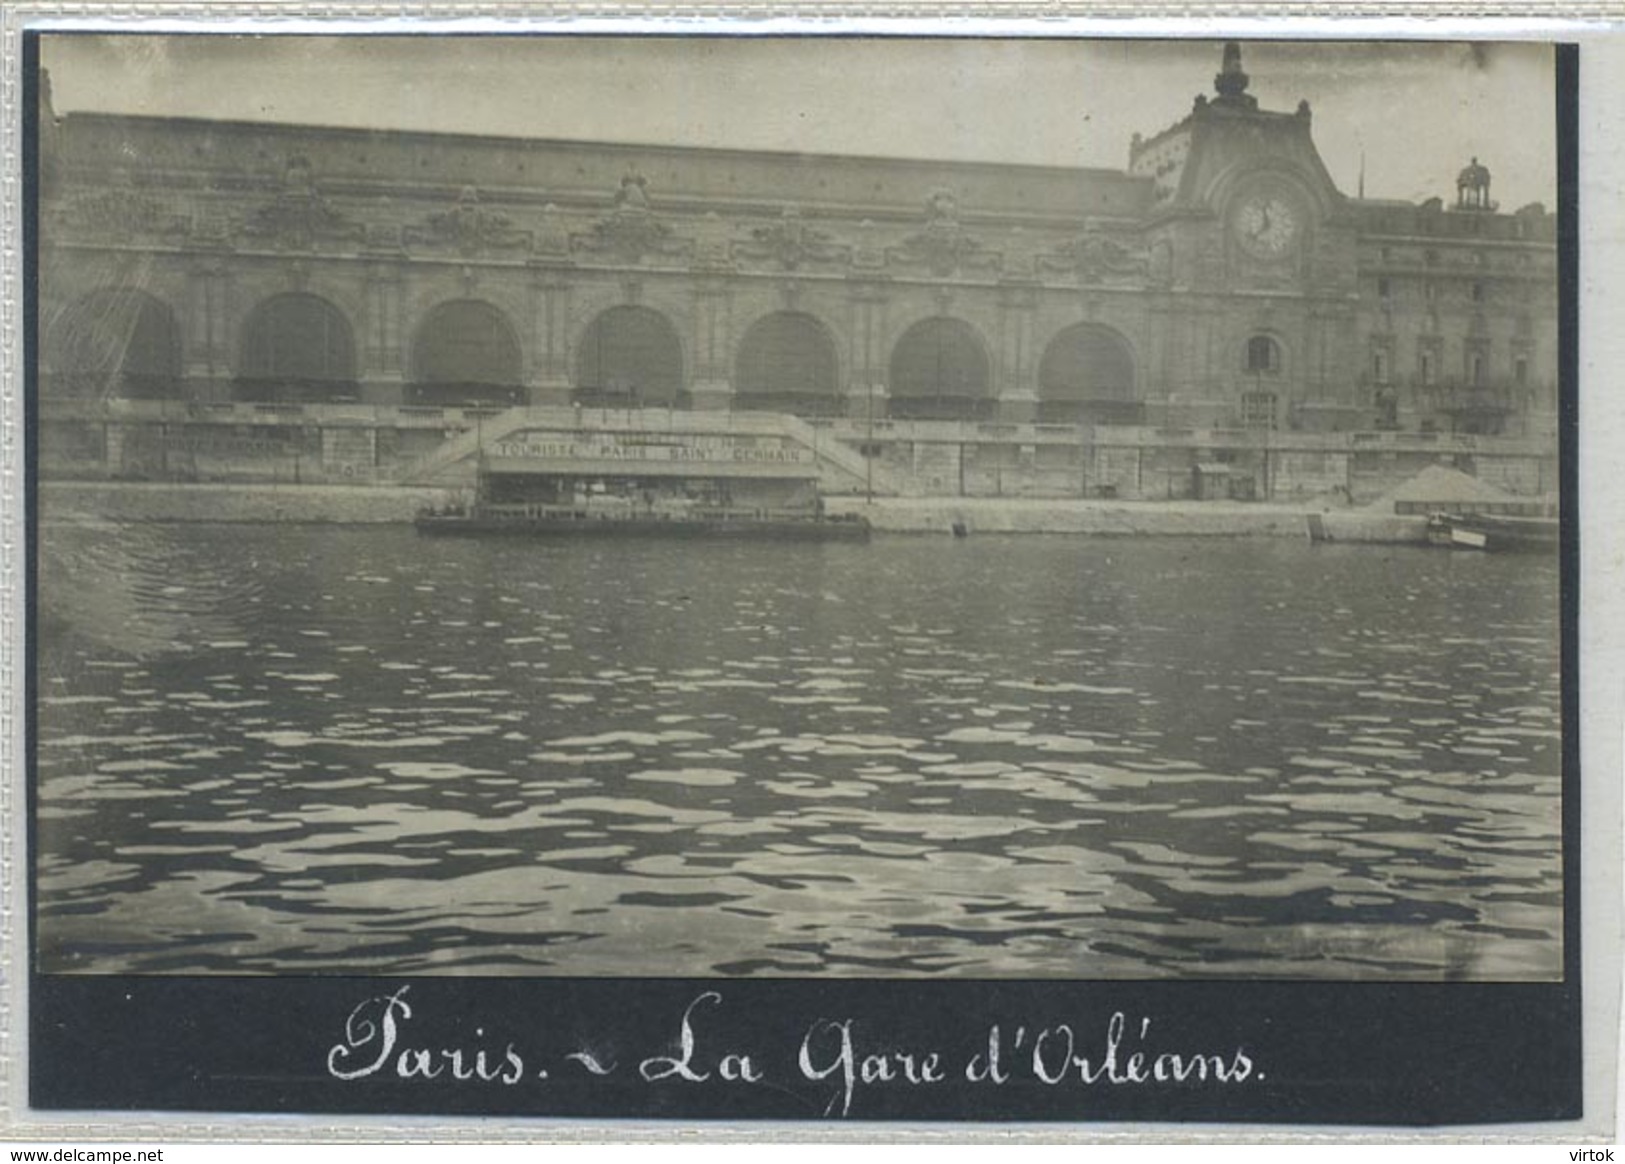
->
[28,33,1568,997]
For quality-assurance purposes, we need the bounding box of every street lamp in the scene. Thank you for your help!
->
[467,400,485,504]
[865,379,875,505]
[1253,369,1273,502]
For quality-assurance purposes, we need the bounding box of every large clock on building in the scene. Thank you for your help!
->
[1231,190,1303,260]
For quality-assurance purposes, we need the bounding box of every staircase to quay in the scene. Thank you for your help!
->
[397,406,901,496]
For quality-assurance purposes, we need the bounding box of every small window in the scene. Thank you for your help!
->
[1377,277,1392,300]
[1245,335,1281,374]
[1420,351,1436,386]
[1471,353,1486,387]
[1373,350,1390,384]
[1515,357,1529,386]
[1471,281,1485,302]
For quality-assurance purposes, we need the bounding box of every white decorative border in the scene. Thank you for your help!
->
[0,5,1618,1145]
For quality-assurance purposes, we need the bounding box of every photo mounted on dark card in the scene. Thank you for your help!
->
[12,24,1588,1130]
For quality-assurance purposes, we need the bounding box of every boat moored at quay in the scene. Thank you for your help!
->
[409,407,879,541]
[1430,511,1561,554]
[414,501,872,541]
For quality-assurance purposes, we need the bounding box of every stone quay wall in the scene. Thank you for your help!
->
[42,480,1437,544]
[40,401,1556,507]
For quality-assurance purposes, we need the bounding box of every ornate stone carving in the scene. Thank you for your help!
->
[405,185,531,255]
[53,184,191,241]
[241,156,363,251]
[891,188,989,277]
[585,209,676,262]
[1000,227,1038,280]
[576,172,684,263]
[189,209,234,247]
[1044,221,1151,285]
[534,204,571,258]
[896,228,980,277]
[849,220,887,272]
[691,211,735,271]
[615,172,651,211]
[364,222,405,251]
[739,206,844,270]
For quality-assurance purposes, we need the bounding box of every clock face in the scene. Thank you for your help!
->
[1233,193,1302,260]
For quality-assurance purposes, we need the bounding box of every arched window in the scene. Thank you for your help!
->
[46,289,182,399]
[1037,324,1138,424]
[410,300,524,407]
[238,293,356,403]
[1245,335,1282,375]
[576,306,685,408]
[888,317,993,421]
[735,312,841,416]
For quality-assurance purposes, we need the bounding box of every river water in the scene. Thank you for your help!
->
[35,522,1563,980]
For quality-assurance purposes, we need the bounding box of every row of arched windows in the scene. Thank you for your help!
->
[46,288,1266,423]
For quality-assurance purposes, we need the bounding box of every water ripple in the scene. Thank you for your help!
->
[36,526,1562,979]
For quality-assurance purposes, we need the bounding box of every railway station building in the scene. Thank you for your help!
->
[36,44,1560,502]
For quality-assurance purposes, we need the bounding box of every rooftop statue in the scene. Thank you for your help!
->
[615,173,652,212]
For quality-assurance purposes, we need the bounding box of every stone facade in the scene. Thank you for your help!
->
[36,45,1560,500]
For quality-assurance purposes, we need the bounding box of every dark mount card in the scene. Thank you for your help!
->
[31,978,1581,1123]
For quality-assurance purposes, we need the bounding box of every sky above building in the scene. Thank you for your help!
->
[40,34,1559,211]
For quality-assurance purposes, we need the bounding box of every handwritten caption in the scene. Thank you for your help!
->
[326,987,1261,1115]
